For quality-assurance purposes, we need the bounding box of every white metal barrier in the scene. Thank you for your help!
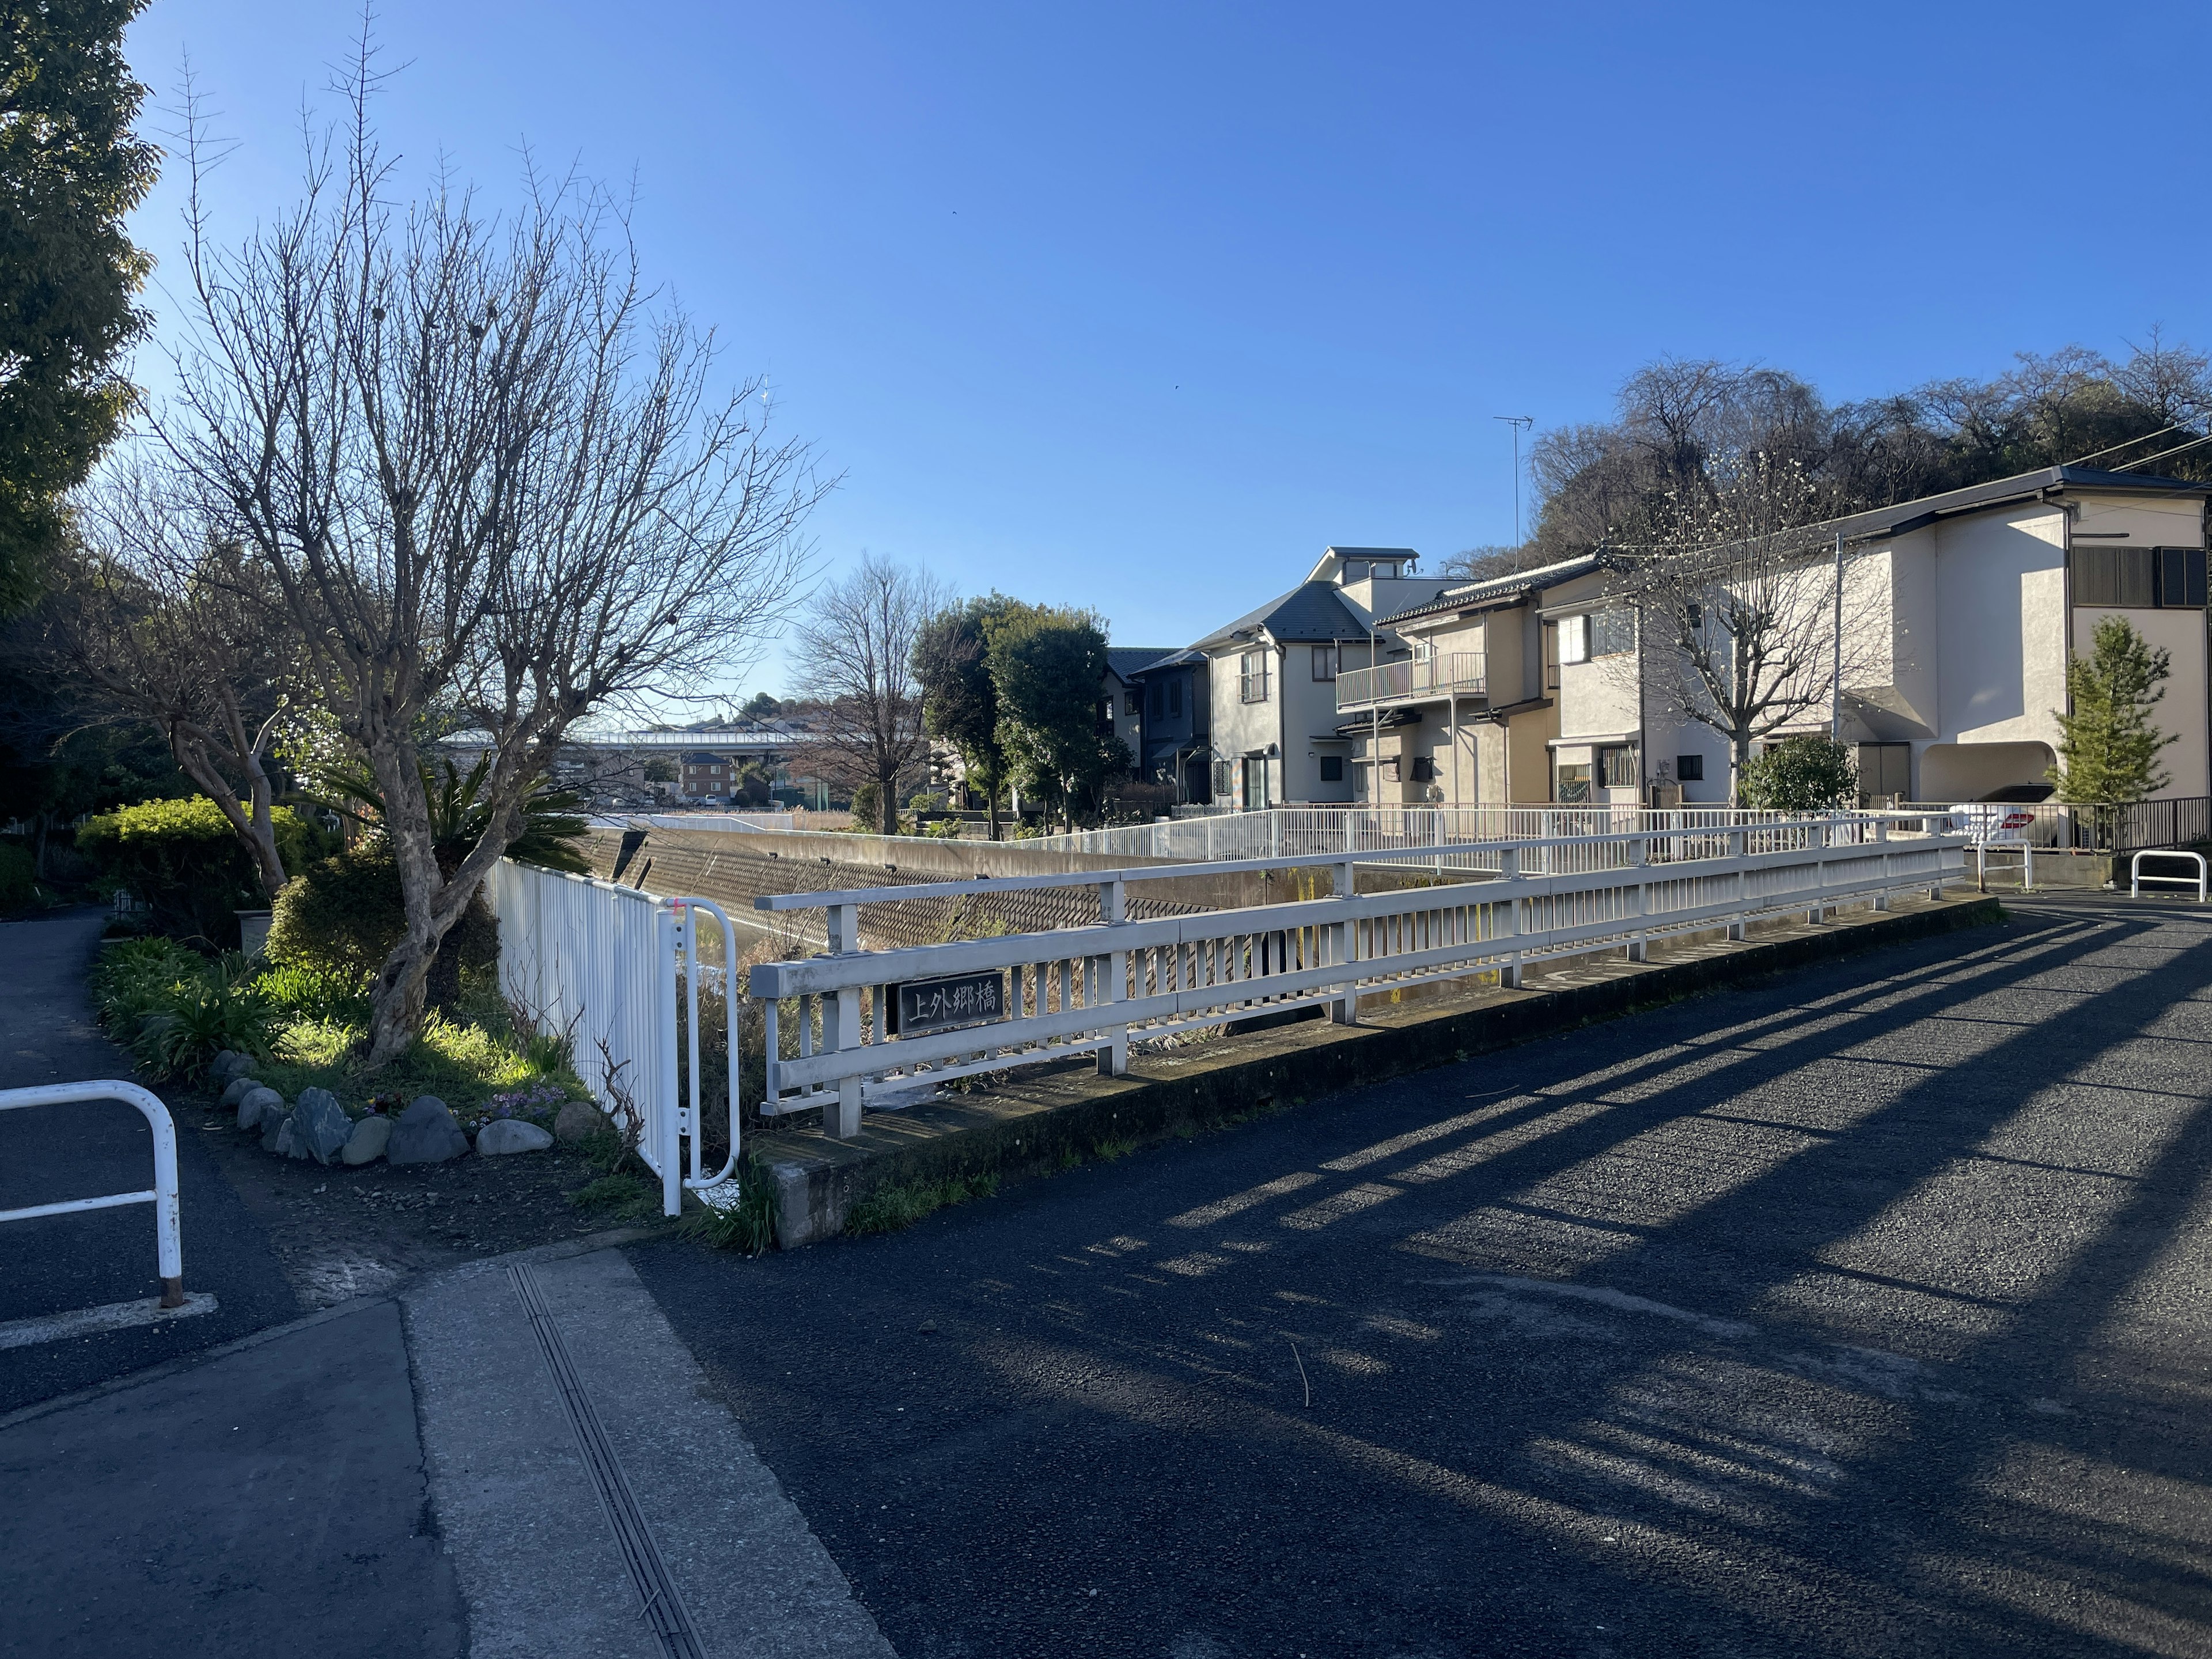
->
[490,861,743,1216]
[2131,849,2209,902]
[0,1080,185,1307]
[748,815,1968,1138]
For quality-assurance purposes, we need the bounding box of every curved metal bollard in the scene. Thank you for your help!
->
[0,1080,184,1307]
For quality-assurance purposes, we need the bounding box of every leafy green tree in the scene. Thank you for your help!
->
[642,755,677,784]
[0,0,159,611]
[986,604,1130,831]
[2050,616,2175,805]
[740,692,782,720]
[914,594,1017,839]
[1741,734,1858,812]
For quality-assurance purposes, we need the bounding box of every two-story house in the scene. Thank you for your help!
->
[1351,464,2212,808]
[1186,548,1455,808]
[1127,648,1213,801]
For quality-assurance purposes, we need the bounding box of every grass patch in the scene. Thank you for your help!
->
[1091,1135,1139,1161]
[847,1169,1000,1236]
[569,1173,660,1224]
[677,1156,779,1256]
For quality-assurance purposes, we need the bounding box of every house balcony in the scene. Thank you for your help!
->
[1335,652,1486,713]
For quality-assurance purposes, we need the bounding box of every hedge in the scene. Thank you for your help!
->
[77,797,311,945]
[266,840,497,1003]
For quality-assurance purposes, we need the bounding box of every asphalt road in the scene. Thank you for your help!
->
[632,897,2212,1659]
[0,910,302,1412]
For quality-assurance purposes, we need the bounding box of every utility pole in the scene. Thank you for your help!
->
[1831,530,1844,740]
[1494,415,1534,547]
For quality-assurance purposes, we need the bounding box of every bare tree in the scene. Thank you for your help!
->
[1604,451,1884,803]
[126,62,825,1061]
[50,476,292,897]
[789,554,948,835]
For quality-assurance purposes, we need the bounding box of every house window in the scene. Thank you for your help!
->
[1558,615,1589,666]
[2159,547,2209,608]
[1544,621,1562,690]
[1319,755,1344,782]
[1124,690,1141,717]
[1240,650,1271,704]
[2075,546,2156,607]
[1313,644,1337,680]
[1600,745,1638,789]
[1168,677,1183,717]
[1410,756,1436,783]
[1591,610,1635,657]
[1677,754,1705,783]
[1555,760,1592,804]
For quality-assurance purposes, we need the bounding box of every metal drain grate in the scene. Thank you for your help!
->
[509,1263,704,1659]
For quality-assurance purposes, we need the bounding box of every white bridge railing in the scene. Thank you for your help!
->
[748,814,1969,1139]
[491,861,744,1217]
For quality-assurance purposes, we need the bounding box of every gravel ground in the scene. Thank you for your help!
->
[630,896,2212,1659]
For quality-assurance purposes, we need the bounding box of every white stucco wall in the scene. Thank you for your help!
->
[1931,506,2068,748]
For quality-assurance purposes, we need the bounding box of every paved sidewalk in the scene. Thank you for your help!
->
[0,910,302,1412]
[1,1242,889,1659]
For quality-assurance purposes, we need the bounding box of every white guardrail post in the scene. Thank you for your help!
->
[2131,849,2210,902]
[824,902,863,1138]
[0,1080,185,1307]
[1097,876,1128,1075]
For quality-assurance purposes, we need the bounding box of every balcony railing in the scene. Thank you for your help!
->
[1336,652,1486,712]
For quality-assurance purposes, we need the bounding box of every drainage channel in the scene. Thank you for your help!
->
[507,1262,704,1659]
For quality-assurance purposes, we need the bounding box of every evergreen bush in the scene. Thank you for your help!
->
[76,797,311,945]
[1741,736,1858,812]
[266,840,497,996]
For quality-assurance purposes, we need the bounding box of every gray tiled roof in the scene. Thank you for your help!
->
[1105,647,1176,680]
[1380,552,1605,626]
[1191,582,1370,650]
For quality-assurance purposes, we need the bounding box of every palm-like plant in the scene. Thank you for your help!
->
[305,756,591,876]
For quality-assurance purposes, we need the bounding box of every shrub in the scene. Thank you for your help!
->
[266,840,497,991]
[133,978,278,1078]
[77,797,312,945]
[0,841,35,914]
[1741,735,1858,812]
[89,936,212,1028]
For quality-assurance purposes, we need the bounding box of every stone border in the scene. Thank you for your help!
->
[754,893,2003,1245]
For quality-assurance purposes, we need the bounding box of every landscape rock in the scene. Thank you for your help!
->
[237,1085,282,1132]
[553,1100,605,1145]
[219,1075,259,1112]
[208,1050,257,1086]
[272,1113,301,1157]
[388,1096,469,1165]
[341,1113,393,1165]
[476,1118,555,1156]
[292,1089,352,1165]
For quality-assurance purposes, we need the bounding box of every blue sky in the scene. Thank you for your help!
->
[121,1,2212,697]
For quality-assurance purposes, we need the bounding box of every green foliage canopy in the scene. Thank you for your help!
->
[77,795,313,944]
[1740,734,1858,812]
[985,603,1130,829]
[0,0,160,611]
[2051,615,2175,805]
[915,593,1019,832]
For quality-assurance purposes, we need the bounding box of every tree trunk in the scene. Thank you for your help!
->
[878,770,899,836]
[367,926,437,1062]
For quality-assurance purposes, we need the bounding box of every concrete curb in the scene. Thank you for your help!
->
[759,895,2004,1245]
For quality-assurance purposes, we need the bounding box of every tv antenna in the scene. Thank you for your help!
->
[1494,415,1533,547]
